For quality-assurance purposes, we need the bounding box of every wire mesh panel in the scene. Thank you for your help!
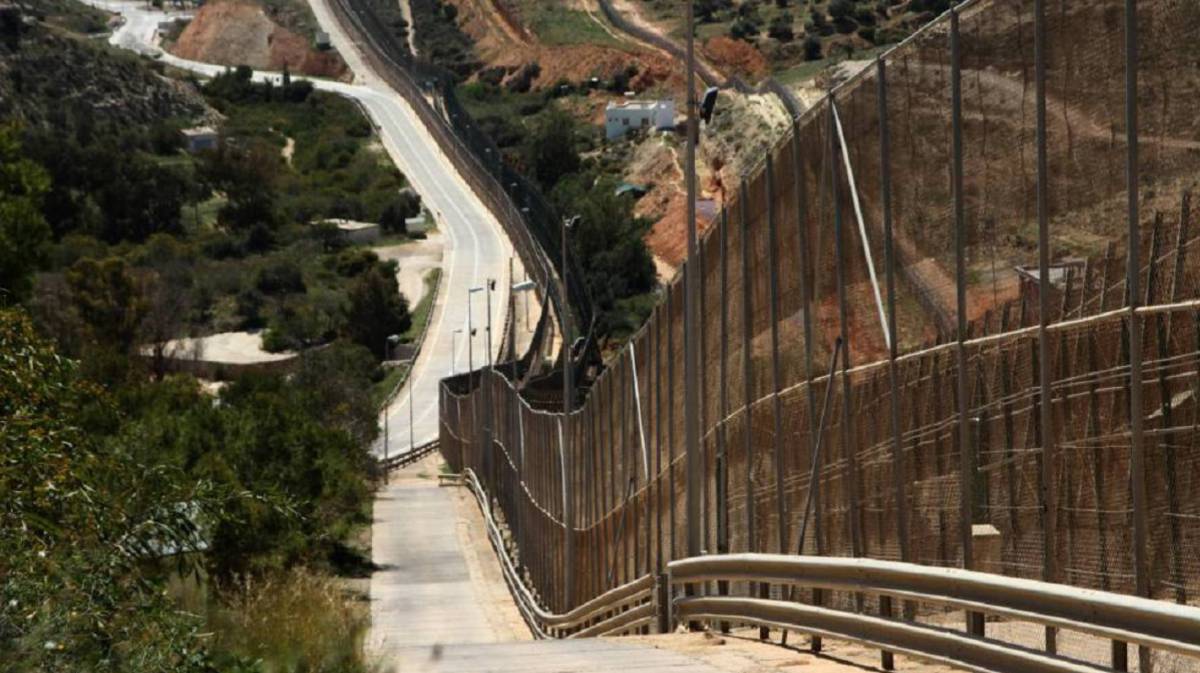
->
[436,3,1200,647]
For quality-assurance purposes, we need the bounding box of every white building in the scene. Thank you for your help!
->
[327,219,381,244]
[604,100,676,140]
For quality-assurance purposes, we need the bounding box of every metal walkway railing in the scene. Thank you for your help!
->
[665,554,1200,673]
[454,463,1200,671]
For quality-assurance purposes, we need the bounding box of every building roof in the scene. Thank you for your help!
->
[182,126,217,137]
[606,99,670,112]
[322,218,379,233]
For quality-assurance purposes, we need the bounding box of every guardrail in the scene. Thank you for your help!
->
[458,468,657,639]
[666,554,1200,673]
[378,438,440,471]
[453,460,1200,670]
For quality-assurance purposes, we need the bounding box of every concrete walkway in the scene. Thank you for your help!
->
[367,458,729,673]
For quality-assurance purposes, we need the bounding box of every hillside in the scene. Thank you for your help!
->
[0,9,208,130]
[171,0,349,78]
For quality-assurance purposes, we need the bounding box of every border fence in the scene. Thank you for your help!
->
[441,0,1200,668]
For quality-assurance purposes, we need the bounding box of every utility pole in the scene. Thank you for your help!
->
[683,0,702,564]
[562,215,578,608]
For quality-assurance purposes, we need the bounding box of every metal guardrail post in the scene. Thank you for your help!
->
[656,571,672,634]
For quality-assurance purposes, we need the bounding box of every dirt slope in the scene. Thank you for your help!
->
[172,1,348,79]
[448,0,682,92]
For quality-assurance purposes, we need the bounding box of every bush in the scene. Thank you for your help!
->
[803,35,823,60]
[255,259,306,295]
[768,13,795,41]
[730,16,760,40]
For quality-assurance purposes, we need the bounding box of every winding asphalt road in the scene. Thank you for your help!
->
[92,0,514,452]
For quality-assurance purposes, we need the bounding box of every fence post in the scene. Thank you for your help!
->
[717,208,730,633]
[739,181,756,560]
[830,96,864,562]
[1122,0,1151,669]
[949,8,982,637]
[1033,0,1058,653]
[559,417,574,611]
[878,57,905,671]
[682,0,703,570]
[766,153,788,558]
[656,572,672,634]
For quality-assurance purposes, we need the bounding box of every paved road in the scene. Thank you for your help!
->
[92,0,515,452]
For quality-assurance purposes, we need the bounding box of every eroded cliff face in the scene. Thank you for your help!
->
[171,0,348,79]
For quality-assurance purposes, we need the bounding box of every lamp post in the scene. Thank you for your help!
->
[452,328,464,376]
[683,0,703,590]
[468,285,484,463]
[468,286,485,375]
[511,279,537,382]
[561,214,579,607]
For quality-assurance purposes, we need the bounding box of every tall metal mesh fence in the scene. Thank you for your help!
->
[440,0,1200,653]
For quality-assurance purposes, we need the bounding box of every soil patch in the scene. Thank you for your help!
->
[172,0,348,79]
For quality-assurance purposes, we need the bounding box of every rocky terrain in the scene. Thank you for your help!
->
[0,11,209,130]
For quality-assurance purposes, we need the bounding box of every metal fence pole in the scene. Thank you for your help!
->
[766,154,788,557]
[950,11,981,639]
[878,57,905,671]
[830,97,863,561]
[655,303,664,576]
[739,182,756,557]
[1033,0,1059,654]
[878,57,909,565]
[717,208,730,630]
[561,219,576,608]
[793,115,823,654]
[683,0,703,566]
[1124,0,1151,669]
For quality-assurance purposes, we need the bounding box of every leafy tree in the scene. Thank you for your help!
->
[344,264,411,358]
[520,107,580,192]
[0,308,216,672]
[769,12,795,41]
[551,175,655,340]
[66,256,147,353]
[803,34,823,59]
[202,140,282,231]
[0,125,51,301]
[379,191,422,233]
[730,16,761,39]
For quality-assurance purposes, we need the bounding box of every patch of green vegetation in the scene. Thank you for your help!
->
[27,0,111,34]
[402,267,441,343]
[517,3,624,48]
[631,0,953,78]
[406,0,481,78]
[371,361,410,408]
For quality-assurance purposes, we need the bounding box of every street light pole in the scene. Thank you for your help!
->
[562,214,579,608]
[683,0,702,567]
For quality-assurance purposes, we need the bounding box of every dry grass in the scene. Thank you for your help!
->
[206,569,371,673]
